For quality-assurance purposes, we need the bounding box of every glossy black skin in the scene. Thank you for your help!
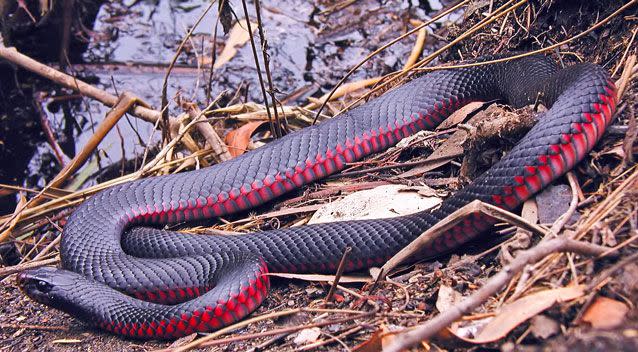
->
[19,55,615,339]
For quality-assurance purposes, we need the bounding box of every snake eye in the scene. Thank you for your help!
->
[36,280,52,293]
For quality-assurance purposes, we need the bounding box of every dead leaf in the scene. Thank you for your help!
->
[448,285,585,344]
[436,285,463,313]
[438,101,485,130]
[224,121,266,157]
[294,327,322,345]
[529,315,560,339]
[353,325,396,352]
[268,272,369,283]
[581,296,629,329]
[396,125,468,179]
[200,19,257,67]
[309,185,440,224]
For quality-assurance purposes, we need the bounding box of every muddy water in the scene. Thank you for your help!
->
[1,0,454,213]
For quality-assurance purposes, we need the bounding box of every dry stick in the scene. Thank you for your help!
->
[379,200,548,277]
[0,46,176,131]
[312,0,471,123]
[166,308,370,352]
[40,94,141,202]
[611,26,638,77]
[616,54,637,102]
[324,247,352,303]
[185,105,231,162]
[159,0,216,143]
[511,171,581,299]
[180,312,376,352]
[383,237,612,352]
[190,312,375,350]
[0,323,69,332]
[549,172,580,236]
[0,257,58,277]
[240,0,278,138]
[254,0,283,137]
[516,166,638,303]
[29,234,61,262]
[138,99,221,177]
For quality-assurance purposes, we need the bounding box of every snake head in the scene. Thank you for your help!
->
[17,267,81,310]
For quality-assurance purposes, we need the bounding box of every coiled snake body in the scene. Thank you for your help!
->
[18,55,617,339]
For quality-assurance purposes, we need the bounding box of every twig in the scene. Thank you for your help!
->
[159,0,215,143]
[0,257,58,277]
[324,247,352,303]
[240,0,278,138]
[383,237,612,352]
[0,46,176,132]
[187,312,374,350]
[185,104,231,162]
[0,323,69,332]
[611,26,638,77]
[34,92,68,166]
[549,172,580,236]
[404,22,428,69]
[253,0,283,137]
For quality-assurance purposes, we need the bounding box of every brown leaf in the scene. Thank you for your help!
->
[581,296,629,329]
[353,325,396,352]
[224,121,266,157]
[448,286,584,344]
[437,101,485,130]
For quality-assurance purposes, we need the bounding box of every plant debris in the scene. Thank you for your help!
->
[1,0,638,351]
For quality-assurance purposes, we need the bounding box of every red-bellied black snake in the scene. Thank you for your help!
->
[18,55,617,339]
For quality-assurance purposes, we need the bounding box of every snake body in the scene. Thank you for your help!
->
[18,55,617,339]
